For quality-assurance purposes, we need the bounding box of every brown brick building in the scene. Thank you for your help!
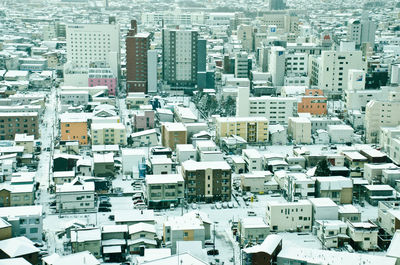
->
[161,122,187,151]
[0,112,39,140]
[126,20,151,93]
[181,160,232,203]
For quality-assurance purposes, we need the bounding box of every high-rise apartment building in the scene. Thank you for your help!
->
[0,112,39,140]
[269,0,286,10]
[162,28,198,87]
[126,20,151,93]
[181,160,232,202]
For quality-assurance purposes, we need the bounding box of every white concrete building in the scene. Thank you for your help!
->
[66,23,120,79]
[327,124,354,144]
[246,95,297,124]
[269,46,286,86]
[366,99,400,143]
[0,205,43,242]
[310,50,363,96]
[176,144,196,164]
[347,221,379,251]
[56,178,95,213]
[266,200,312,232]
[239,217,270,245]
[288,117,311,144]
[235,52,249,78]
[308,197,338,223]
[243,149,263,172]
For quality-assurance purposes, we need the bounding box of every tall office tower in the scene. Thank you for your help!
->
[126,20,151,93]
[162,28,198,87]
[147,50,158,94]
[66,22,120,79]
[269,46,286,86]
[347,15,376,48]
[360,13,376,48]
[237,25,254,52]
[269,0,286,10]
[310,50,363,97]
[235,52,249,78]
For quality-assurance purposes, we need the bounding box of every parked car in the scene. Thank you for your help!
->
[205,240,215,248]
[228,202,234,208]
[222,202,228,209]
[191,203,198,210]
[207,249,219,255]
[108,215,115,221]
[99,202,112,207]
[247,211,256,216]
[215,202,222,209]
[99,207,111,212]
[99,196,110,203]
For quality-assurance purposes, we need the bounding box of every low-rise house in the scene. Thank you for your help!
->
[128,222,157,254]
[269,124,287,145]
[176,144,196,164]
[42,251,100,265]
[114,210,155,226]
[9,184,34,206]
[359,148,388,163]
[93,153,115,177]
[277,247,396,265]
[239,217,270,245]
[382,168,400,187]
[139,252,208,265]
[364,163,398,184]
[101,225,128,240]
[242,234,282,265]
[327,125,354,144]
[126,93,150,109]
[53,171,75,185]
[377,201,400,235]
[313,176,353,204]
[121,148,146,176]
[14,134,34,154]
[149,156,173,175]
[163,211,211,254]
[56,178,95,213]
[346,221,379,251]
[266,200,312,232]
[315,220,349,248]
[364,184,397,206]
[220,135,247,155]
[71,228,102,258]
[129,129,158,148]
[232,156,246,174]
[338,204,361,223]
[243,149,263,172]
[174,106,197,123]
[145,174,184,209]
[0,205,43,242]
[241,171,273,193]
[133,110,155,132]
[343,151,367,178]
[308,198,338,223]
[0,236,39,264]
[0,218,12,241]
[275,171,315,201]
[386,230,400,264]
